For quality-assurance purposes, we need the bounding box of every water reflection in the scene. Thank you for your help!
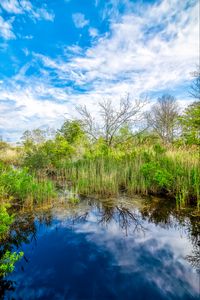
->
[1,196,200,300]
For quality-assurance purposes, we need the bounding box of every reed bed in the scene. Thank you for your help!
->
[60,149,200,207]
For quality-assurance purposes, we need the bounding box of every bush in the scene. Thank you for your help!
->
[0,164,56,203]
[0,203,23,276]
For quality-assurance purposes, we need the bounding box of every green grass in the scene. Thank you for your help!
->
[60,147,200,207]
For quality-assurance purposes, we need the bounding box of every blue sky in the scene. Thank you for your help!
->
[0,0,199,141]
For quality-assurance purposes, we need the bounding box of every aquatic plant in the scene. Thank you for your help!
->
[68,197,80,204]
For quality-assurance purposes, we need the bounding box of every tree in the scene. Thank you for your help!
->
[147,94,179,143]
[179,101,200,145]
[189,67,200,100]
[21,129,46,149]
[58,120,85,144]
[178,67,200,145]
[76,95,147,147]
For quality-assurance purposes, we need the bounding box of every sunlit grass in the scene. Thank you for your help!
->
[60,147,200,207]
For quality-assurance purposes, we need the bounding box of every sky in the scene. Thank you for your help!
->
[0,0,199,142]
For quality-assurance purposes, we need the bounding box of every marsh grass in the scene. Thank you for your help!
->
[0,147,22,166]
[60,148,200,207]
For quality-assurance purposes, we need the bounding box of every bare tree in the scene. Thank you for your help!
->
[189,67,200,100]
[76,95,147,146]
[147,94,179,143]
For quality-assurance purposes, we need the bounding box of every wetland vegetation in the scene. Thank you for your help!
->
[0,93,200,299]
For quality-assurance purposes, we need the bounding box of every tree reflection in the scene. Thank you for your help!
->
[140,196,200,272]
[0,209,54,299]
[98,204,146,236]
[186,246,200,273]
[1,196,199,298]
[71,199,146,236]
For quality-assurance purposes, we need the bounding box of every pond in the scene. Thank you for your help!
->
[1,196,200,300]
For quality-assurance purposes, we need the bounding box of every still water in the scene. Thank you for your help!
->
[1,196,200,300]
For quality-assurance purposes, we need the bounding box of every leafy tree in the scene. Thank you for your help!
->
[179,101,200,145]
[52,135,74,164]
[58,120,85,144]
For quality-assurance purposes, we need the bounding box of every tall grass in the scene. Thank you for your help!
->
[61,147,200,207]
[0,146,22,166]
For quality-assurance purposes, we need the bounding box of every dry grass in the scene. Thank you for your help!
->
[0,147,22,166]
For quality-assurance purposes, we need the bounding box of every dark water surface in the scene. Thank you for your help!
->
[1,196,200,300]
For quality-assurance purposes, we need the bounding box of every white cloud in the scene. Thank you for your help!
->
[0,1,54,41]
[0,0,22,14]
[0,82,70,141]
[0,0,55,22]
[23,34,33,39]
[0,0,198,141]
[89,27,98,38]
[31,7,55,22]
[22,48,29,56]
[0,16,15,39]
[36,0,198,98]
[72,13,89,28]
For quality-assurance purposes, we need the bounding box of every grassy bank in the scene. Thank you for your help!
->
[60,146,200,207]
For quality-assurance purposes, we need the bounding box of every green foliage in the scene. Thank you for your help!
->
[68,197,80,204]
[179,101,200,145]
[59,120,85,144]
[0,251,24,276]
[0,203,13,239]
[0,203,23,276]
[22,134,75,171]
[153,143,166,155]
[61,145,199,206]
[0,164,56,203]
[154,169,173,189]
[4,106,200,208]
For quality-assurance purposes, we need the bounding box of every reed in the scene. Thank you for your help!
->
[60,148,200,206]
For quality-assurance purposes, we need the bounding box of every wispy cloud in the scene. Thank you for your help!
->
[36,0,198,96]
[0,15,15,39]
[0,0,198,141]
[89,27,98,38]
[0,0,55,22]
[0,1,54,42]
[31,7,55,22]
[0,0,22,14]
[72,13,89,28]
